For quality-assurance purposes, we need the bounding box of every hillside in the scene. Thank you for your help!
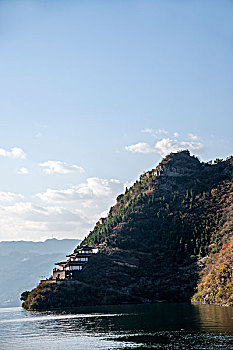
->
[22,151,233,310]
[0,238,80,307]
[192,182,233,305]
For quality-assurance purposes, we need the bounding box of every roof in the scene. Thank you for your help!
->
[66,261,86,265]
[76,253,92,256]
[66,253,78,257]
[55,260,86,266]
[67,248,95,257]
[55,261,68,266]
[67,253,92,258]
[78,246,94,250]
[84,244,96,248]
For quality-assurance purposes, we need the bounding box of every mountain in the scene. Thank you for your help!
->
[0,238,81,307]
[22,151,233,310]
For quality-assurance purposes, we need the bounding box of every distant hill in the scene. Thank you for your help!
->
[22,151,233,310]
[0,238,81,307]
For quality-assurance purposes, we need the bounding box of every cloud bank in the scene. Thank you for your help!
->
[0,177,124,241]
[17,167,29,175]
[40,160,84,174]
[0,201,89,241]
[37,177,122,203]
[0,147,26,159]
[125,142,155,154]
[0,192,24,202]
[126,132,204,157]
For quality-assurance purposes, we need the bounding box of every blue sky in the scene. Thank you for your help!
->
[0,0,232,241]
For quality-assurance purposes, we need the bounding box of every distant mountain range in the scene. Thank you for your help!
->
[0,238,81,307]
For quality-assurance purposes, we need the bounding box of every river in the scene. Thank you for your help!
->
[1,303,233,349]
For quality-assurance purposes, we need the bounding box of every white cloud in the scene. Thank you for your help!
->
[0,192,24,202]
[126,137,204,157]
[154,138,204,156]
[173,132,179,138]
[110,179,121,183]
[37,177,123,203]
[141,128,154,134]
[37,188,79,202]
[40,160,84,174]
[188,133,199,140]
[125,142,155,154]
[17,167,29,175]
[140,128,169,136]
[156,129,168,135]
[0,147,26,159]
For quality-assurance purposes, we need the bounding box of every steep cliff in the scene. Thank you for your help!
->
[22,151,233,310]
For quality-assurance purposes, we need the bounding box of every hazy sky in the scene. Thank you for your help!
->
[0,0,232,241]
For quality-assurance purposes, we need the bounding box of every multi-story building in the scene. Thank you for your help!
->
[52,245,98,281]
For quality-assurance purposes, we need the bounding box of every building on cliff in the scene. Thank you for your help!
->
[52,245,98,281]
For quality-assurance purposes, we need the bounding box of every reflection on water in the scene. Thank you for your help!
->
[0,303,233,349]
[0,313,122,323]
[197,303,233,332]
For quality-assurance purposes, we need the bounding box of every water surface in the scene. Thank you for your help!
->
[1,303,233,349]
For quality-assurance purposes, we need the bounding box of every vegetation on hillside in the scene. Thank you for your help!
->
[192,182,233,305]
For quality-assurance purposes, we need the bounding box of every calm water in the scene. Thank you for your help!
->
[1,303,233,349]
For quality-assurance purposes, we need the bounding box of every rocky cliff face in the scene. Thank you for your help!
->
[22,151,233,310]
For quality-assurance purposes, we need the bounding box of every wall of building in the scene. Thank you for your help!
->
[70,265,82,270]
[53,270,66,280]
[76,257,88,261]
